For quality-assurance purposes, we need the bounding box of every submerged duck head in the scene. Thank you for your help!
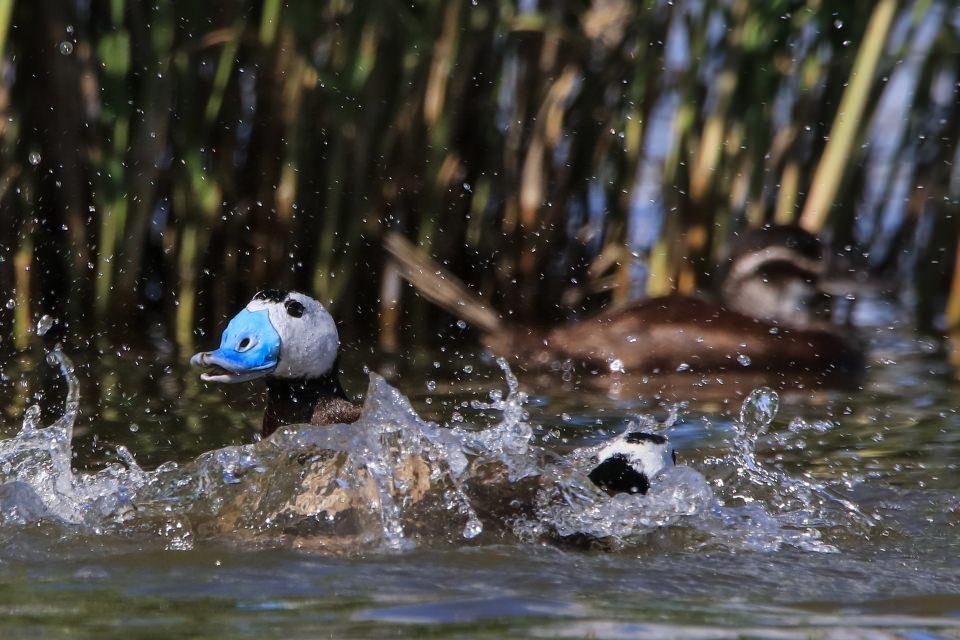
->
[190,289,339,384]
[587,432,676,496]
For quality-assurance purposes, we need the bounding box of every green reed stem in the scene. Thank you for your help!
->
[0,0,13,58]
[800,0,897,232]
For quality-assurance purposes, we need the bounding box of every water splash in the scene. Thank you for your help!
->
[727,387,876,532]
[0,348,875,554]
[524,388,878,553]
[458,358,535,478]
[0,345,147,530]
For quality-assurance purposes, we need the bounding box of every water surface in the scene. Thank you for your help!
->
[0,314,958,639]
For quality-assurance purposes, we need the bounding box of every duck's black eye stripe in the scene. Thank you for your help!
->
[254,289,288,303]
[285,300,305,317]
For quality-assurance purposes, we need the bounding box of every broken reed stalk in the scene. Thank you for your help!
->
[383,232,503,336]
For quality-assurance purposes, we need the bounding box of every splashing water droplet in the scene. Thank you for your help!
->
[36,315,54,336]
[737,353,752,367]
[728,386,875,530]
[463,514,483,539]
[21,405,42,433]
[739,387,779,432]
[59,41,74,55]
[28,151,41,166]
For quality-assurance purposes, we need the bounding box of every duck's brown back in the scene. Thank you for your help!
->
[486,295,861,377]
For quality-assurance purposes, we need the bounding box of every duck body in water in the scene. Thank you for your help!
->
[190,290,678,548]
[385,225,863,381]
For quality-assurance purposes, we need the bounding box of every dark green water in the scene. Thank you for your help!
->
[0,309,959,639]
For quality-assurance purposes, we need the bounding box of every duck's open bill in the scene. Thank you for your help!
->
[190,308,281,383]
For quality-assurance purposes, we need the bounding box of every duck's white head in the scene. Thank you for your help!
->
[190,290,339,383]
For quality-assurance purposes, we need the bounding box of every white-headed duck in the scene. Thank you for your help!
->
[190,289,361,437]
[190,292,675,511]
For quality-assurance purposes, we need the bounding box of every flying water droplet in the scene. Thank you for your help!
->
[739,387,779,433]
[58,41,74,55]
[28,151,41,166]
[21,404,42,433]
[36,315,54,336]
[462,514,483,538]
[736,353,752,367]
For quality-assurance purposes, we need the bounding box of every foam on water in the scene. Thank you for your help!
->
[0,349,874,554]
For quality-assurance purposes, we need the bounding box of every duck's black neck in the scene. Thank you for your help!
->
[262,370,349,437]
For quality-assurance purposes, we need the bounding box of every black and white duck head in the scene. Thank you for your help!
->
[587,432,676,496]
[190,289,339,384]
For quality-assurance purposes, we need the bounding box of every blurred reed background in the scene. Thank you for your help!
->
[0,0,958,356]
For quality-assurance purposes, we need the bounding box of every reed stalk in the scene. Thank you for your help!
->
[0,0,13,58]
[0,0,955,349]
[13,233,31,351]
[945,234,960,331]
[799,0,898,232]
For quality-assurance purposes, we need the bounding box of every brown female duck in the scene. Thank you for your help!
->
[385,226,863,383]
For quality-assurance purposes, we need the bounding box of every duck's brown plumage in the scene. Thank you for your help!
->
[385,226,863,382]
[263,374,361,436]
[485,295,862,375]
